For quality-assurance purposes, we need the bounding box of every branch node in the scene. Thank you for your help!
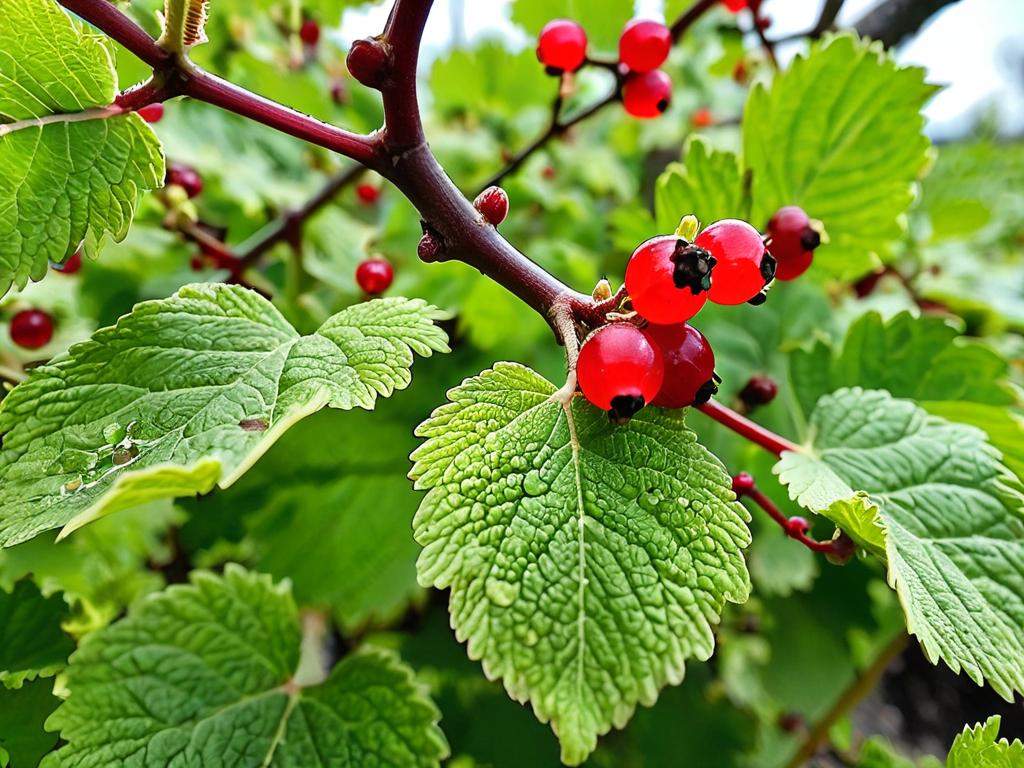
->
[346,37,394,90]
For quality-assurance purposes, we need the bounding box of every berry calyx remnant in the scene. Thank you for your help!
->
[536,20,587,74]
[474,186,509,226]
[577,323,664,423]
[166,163,203,199]
[766,206,821,281]
[618,19,671,73]
[355,257,394,295]
[51,248,83,274]
[356,184,380,205]
[694,219,775,305]
[625,235,710,325]
[622,69,673,118]
[137,103,164,123]
[739,374,778,408]
[644,323,718,408]
[299,19,320,46]
[9,309,54,350]
[347,38,391,89]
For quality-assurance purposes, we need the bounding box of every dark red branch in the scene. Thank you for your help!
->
[58,0,171,69]
[379,0,433,151]
[698,400,800,456]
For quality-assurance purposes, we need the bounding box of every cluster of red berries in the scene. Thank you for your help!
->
[536,18,675,119]
[577,207,821,421]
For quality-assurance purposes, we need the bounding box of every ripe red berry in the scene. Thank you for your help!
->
[347,38,391,89]
[536,20,587,74]
[577,323,664,423]
[731,472,755,497]
[690,107,714,129]
[625,235,711,325]
[51,248,82,274]
[739,374,778,407]
[618,19,671,73]
[766,206,820,281]
[137,103,164,123]
[622,70,673,119]
[355,257,394,295]
[299,19,320,46]
[473,186,509,226]
[9,309,54,350]
[356,184,380,205]
[167,163,203,198]
[694,219,775,305]
[723,0,746,11]
[644,323,718,408]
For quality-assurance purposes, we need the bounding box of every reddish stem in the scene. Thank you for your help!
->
[698,399,800,456]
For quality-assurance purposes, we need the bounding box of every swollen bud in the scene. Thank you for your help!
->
[417,231,441,262]
[473,186,509,226]
[347,38,391,89]
[739,374,778,408]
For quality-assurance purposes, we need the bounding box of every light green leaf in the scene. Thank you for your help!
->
[775,388,1024,701]
[655,139,744,233]
[0,285,448,547]
[0,579,73,689]
[46,566,449,767]
[411,363,751,765]
[0,0,164,294]
[947,716,1024,767]
[743,35,937,279]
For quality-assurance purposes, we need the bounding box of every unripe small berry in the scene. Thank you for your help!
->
[347,38,391,89]
[9,309,54,350]
[355,257,394,295]
[787,516,810,536]
[299,19,320,46]
[356,184,380,205]
[739,374,778,408]
[731,472,755,497]
[618,19,671,74]
[473,186,509,226]
[536,19,587,74]
[137,103,164,123]
[417,232,441,262]
[167,163,203,199]
[51,248,83,274]
[826,532,857,565]
[622,70,673,119]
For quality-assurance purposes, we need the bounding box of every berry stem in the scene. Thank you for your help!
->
[732,476,852,556]
[698,399,800,456]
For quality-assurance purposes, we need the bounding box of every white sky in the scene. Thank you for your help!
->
[338,0,1024,139]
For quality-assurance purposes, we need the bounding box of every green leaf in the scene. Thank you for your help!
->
[776,388,1024,701]
[0,0,164,295]
[0,679,61,768]
[0,579,73,689]
[947,716,1024,767]
[47,566,449,767]
[743,35,937,279]
[0,285,448,547]
[410,363,751,765]
[655,139,744,233]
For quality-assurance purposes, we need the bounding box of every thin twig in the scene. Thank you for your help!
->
[698,399,800,456]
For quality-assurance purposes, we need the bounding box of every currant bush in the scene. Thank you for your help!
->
[577,323,664,422]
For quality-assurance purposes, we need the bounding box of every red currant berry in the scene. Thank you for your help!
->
[9,309,54,350]
[622,69,673,118]
[644,322,718,408]
[355,257,394,295]
[356,184,380,205]
[299,19,320,46]
[577,323,664,423]
[690,107,714,129]
[766,206,820,281]
[473,186,509,226]
[739,374,778,408]
[787,516,810,536]
[51,248,82,274]
[695,219,775,305]
[347,38,391,89]
[618,19,671,73]
[537,20,587,74]
[731,472,755,497]
[167,163,203,198]
[137,103,164,123]
[625,235,712,325]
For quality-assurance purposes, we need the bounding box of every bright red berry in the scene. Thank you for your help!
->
[51,248,82,274]
[474,186,509,226]
[167,164,203,198]
[536,20,587,74]
[625,235,711,325]
[137,103,164,123]
[347,38,391,89]
[644,323,718,408]
[355,257,394,295]
[723,0,747,11]
[9,309,54,350]
[618,19,671,73]
[766,206,820,281]
[695,219,775,305]
[356,184,380,205]
[787,516,810,536]
[577,323,664,423]
[690,107,714,129]
[299,19,320,46]
[731,472,755,497]
[622,69,673,119]
[739,374,778,407]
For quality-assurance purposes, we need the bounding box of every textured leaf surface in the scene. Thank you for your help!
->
[744,35,936,279]
[776,388,1024,700]
[0,285,448,546]
[47,566,448,767]
[655,139,744,232]
[947,716,1024,768]
[0,579,73,688]
[411,363,750,764]
[0,0,164,294]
